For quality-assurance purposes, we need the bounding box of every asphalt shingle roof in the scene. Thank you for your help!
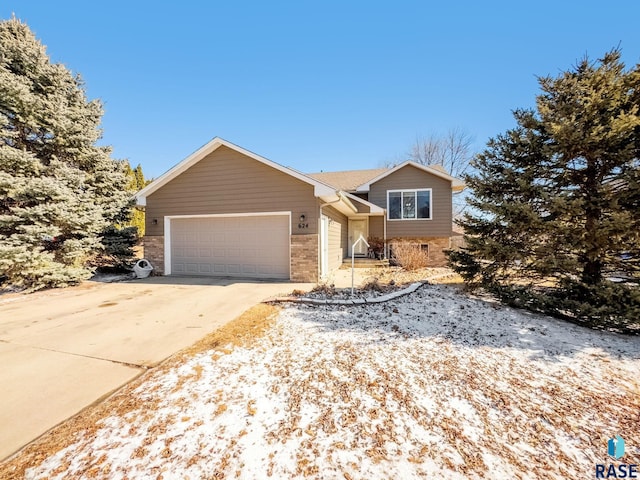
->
[307,168,389,191]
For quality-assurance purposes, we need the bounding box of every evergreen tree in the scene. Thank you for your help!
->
[449,49,640,332]
[123,162,147,236]
[0,18,130,289]
[134,164,146,190]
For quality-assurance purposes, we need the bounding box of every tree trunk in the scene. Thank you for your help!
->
[582,257,603,285]
[581,162,603,285]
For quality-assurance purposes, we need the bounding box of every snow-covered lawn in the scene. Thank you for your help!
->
[13,284,640,479]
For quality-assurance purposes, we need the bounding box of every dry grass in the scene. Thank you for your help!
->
[0,303,280,480]
[367,266,463,287]
[390,242,429,270]
[182,303,280,357]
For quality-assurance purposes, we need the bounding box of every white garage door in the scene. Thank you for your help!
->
[169,215,290,279]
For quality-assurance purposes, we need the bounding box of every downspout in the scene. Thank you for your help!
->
[319,196,342,281]
[383,209,387,259]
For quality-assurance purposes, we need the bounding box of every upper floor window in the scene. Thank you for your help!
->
[388,189,431,220]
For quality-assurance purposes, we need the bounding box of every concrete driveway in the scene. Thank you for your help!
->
[0,276,311,460]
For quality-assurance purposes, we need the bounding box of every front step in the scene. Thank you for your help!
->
[341,257,390,269]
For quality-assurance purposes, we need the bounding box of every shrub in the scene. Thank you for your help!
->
[361,278,384,292]
[311,283,336,296]
[488,280,640,334]
[367,236,385,259]
[94,226,139,271]
[391,242,429,271]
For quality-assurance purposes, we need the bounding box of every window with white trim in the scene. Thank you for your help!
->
[387,189,432,220]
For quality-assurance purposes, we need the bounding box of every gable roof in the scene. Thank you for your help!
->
[428,164,449,174]
[341,191,385,214]
[135,137,336,206]
[307,168,388,191]
[355,161,465,192]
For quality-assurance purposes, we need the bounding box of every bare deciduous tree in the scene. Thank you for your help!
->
[408,127,474,178]
[379,129,475,222]
[386,128,475,222]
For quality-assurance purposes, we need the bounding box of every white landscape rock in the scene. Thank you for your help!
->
[25,285,640,480]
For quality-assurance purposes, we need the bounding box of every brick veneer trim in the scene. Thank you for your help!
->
[143,235,165,275]
[290,234,319,282]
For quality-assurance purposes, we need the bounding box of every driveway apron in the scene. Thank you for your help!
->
[0,277,310,460]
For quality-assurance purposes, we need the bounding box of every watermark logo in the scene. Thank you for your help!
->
[596,435,637,479]
[609,435,626,460]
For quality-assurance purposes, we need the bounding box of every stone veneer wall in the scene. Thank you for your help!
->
[290,234,318,282]
[387,237,451,267]
[143,236,164,275]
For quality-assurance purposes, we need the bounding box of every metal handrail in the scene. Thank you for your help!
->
[351,234,370,294]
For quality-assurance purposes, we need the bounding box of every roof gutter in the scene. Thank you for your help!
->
[337,191,358,214]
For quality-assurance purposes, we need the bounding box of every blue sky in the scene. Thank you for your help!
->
[2,1,639,178]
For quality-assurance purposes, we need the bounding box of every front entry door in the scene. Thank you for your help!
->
[348,219,368,257]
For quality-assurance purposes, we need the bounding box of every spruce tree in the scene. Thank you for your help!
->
[0,18,130,289]
[123,162,147,236]
[449,49,640,332]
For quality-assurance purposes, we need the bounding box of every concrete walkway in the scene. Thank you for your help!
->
[0,277,310,460]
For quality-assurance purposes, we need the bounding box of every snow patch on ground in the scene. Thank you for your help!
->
[25,285,640,479]
[89,272,135,283]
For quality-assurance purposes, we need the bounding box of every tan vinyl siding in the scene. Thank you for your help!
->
[368,164,453,238]
[145,145,318,236]
[369,216,384,238]
[349,197,371,213]
[324,205,348,268]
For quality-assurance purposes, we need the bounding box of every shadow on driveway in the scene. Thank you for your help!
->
[126,275,301,287]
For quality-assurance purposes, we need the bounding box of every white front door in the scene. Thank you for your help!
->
[348,219,368,257]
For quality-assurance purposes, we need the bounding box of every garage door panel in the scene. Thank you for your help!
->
[242,264,257,273]
[170,215,290,279]
[242,249,257,260]
[185,263,198,274]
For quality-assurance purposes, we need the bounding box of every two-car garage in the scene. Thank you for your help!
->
[136,137,344,283]
[167,213,291,279]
